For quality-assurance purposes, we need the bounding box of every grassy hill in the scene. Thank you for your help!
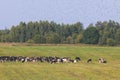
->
[0,44,120,80]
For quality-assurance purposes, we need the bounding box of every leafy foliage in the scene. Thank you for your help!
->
[83,26,99,44]
[0,20,120,46]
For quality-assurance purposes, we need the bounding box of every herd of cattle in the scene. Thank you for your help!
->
[0,56,107,63]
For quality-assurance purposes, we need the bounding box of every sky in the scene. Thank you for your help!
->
[0,0,120,29]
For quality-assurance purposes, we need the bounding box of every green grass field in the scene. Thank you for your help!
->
[0,44,120,80]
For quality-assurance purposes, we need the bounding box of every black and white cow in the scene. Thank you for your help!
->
[98,58,107,63]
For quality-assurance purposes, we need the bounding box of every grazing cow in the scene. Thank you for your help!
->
[56,57,62,63]
[70,59,77,63]
[98,58,107,63]
[62,57,70,63]
[75,57,81,62]
[0,56,4,62]
[39,56,45,62]
[87,58,92,63]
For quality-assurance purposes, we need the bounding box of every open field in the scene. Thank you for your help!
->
[0,44,120,80]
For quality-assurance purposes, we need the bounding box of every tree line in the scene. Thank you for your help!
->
[0,20,120,46]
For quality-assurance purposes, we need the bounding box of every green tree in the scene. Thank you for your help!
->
[115,29,120,45]
[83,25,99,44]
[66,36,74,44]
[19,22,26,42]
[106,38,115,46]
[45,32,60,44]
[32,34,46,44]
[75,34,83,43]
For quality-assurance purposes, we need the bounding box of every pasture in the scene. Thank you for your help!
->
[0,44,120,80]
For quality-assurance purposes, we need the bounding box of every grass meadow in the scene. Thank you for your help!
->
[0,44,120,80]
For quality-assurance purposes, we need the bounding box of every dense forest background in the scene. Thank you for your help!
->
[0,20,120,46]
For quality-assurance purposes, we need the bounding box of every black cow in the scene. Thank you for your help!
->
[87,58,92,63]
[75,57,81,62]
